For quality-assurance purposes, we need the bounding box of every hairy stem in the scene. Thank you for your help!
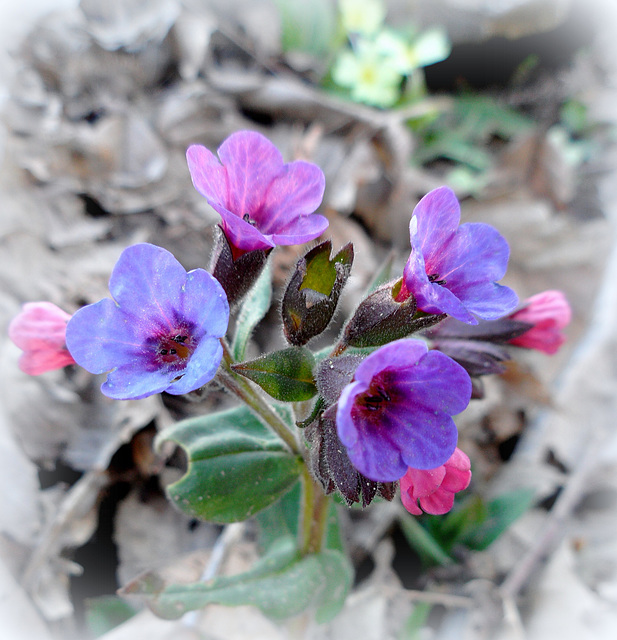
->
[218,338,300,454]
[299,465,330,555]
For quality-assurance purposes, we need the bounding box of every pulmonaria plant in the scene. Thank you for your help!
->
[66,243,229,400]
[8,129,567,625]
[9,302,75,374]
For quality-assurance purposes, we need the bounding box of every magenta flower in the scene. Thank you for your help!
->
[400,187,518,324]
[9,302,76,375]
[335,339,472,482]
[400,447,471,516]
[65,244,229,400]
[508,290,571,354]
[186,130,328,256]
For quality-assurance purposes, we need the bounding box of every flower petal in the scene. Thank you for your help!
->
[8,302,71,351]
[186,144,228,205]
[400,490,423,515]
[178,268,230,339]
[336,379,368,450]
[352,339,428,386]
[403,250,475,322]
[258,161,325,232]
[102,365,177,400]
[18,349,76,376]
[344,423,408,481]
[436,223,510,283]
[412,186,460,268]
[211,202,276,252]
[419,490,455,515]
[217,131,284,219]
[108,244,189,328]
[385,404,458,472]
[406,466,447,499]
[268,213,330,247]
[393,349,473,418]
[66,298,147,374]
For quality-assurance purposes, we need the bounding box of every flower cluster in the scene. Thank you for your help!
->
[9,128,566,524]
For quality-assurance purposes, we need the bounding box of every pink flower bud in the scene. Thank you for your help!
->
[8,302,75,375]
[508,290,571,355]
[400,447,471,515]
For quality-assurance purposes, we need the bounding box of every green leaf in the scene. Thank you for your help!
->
[454,95,533,141]
[414,132,492,171]
[255,482,300,552]
[398,512,454,567]
[232,261,272,362]
[232,347,317,402]
[276,0,338,57]
[397,601,432,640]
[426,495,488,552]
[256,482,346,555]
[156,406,301,523]
[459,488,535,551]
[125,537,353,623]
[560,99,588,135]
[85,596,136,638]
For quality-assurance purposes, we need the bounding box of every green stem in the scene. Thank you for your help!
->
[299,465,330,555]
[217,338,300,454]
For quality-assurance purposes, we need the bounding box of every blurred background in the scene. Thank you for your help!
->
[1,1,617,639]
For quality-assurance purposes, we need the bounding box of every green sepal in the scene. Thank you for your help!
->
[122,537,353,623]
[232,347,317,402]
[156,406,301,523]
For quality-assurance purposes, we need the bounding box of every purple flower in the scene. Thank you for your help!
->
[65,244,229,400]
[335,339,472,482]
[400,186,518,324]
[186,130,328,256]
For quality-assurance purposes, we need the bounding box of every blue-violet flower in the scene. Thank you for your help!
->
[186,130,328,256]
[399,186,518,324]
[65,243,229,400]
[335,338,472,482]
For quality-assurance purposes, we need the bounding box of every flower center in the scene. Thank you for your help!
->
[428,273,447,286]
[242,213,257,226]
[360,385,391,411]
[156,333,194,365]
